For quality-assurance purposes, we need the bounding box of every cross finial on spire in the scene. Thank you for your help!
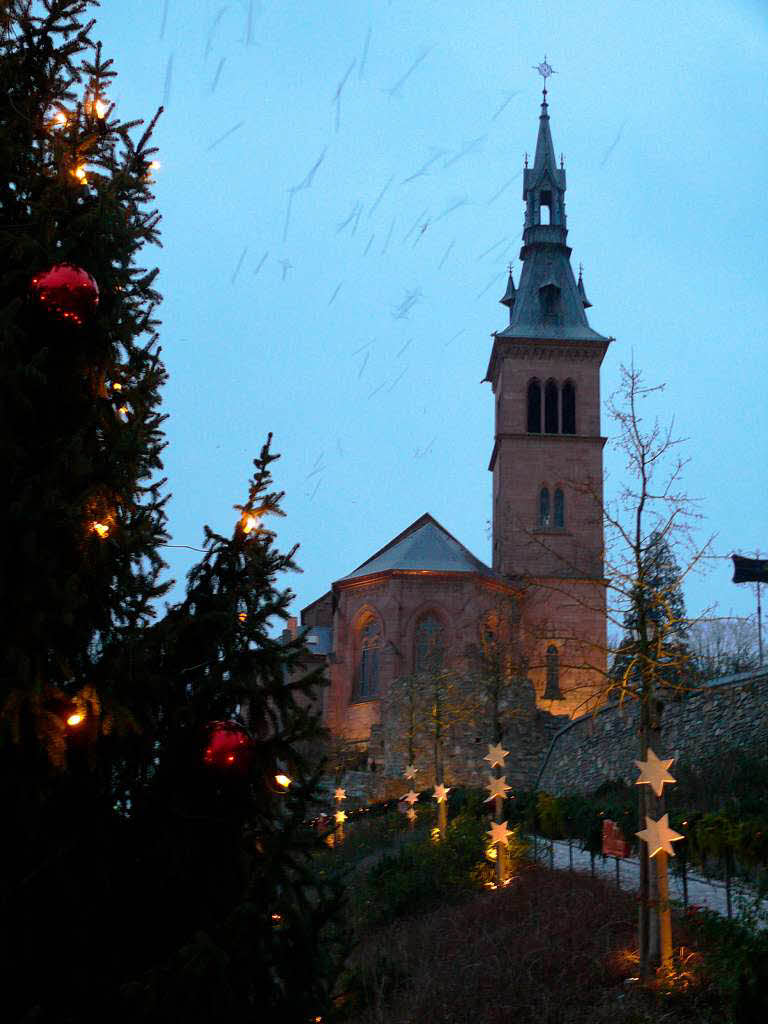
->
[507,262,514,274]
[533,56,556,102]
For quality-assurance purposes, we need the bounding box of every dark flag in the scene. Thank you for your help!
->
[732,554,768,584]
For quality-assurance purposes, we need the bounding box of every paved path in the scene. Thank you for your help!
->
[529,836,762,922]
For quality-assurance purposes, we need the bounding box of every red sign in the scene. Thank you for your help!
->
[602,819,630,858]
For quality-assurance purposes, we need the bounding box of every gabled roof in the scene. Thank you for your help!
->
[337,513,496,582]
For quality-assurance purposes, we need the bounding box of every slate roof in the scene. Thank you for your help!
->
[337,513,497,582]
[496,93,611,345]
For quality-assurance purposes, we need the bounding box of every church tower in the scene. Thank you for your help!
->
[484,69,611,715]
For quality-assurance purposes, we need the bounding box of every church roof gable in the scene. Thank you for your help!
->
[337,513,495,582]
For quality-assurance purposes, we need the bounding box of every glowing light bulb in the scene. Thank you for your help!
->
[117,405,129,418]
[91,521,110,539]
[242,512,261,534]
[66,712,84,727]
[275,773,292,789]
[149,160,161,171]
[226,754,236,764]
[238,611,247,622]
[53,111,67,127]
[112,382,123,391]
[94,99,108,118]
[72,165,87,183]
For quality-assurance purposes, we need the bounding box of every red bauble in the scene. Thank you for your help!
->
[203,720,251,772]
[29,263,99,325]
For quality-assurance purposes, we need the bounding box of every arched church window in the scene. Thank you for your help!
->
[562,379,576,434]
[357,615,380,699]
[544,645,563,699]
[554,488,565,529]
[539,487,550,528]
[544,379,558,433]
[415,614,444,673]
[527,379,542,433]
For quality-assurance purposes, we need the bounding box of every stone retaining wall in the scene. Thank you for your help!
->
[537,668,768,794]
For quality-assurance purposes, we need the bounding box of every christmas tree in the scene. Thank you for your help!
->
[1,2,171,1017]
[126,436,341,1022]
[0,5,339,1020]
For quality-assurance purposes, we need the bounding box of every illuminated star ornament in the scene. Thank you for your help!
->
[484,775,511,802]
[404,763,418,780]
[488,820,513,847]
[403,790,419,806]
[433,783,450,803]
[635,748,676,798]
[334,787,346,802]
[335,810,347,825]
[636,814,684,858]
[484,742,509,768]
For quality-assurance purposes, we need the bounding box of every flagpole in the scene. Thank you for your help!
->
[757,550,764,668]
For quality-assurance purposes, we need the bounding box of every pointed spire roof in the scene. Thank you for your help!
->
[499,265,516,316]
[336,513,497,582]
[531,88,560,182]
[577,264,592,308]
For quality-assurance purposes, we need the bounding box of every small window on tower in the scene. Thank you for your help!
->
[539,282,561,321]
[544,379,559,433]
[540,190,552,224]
[527,379,542,433]
[562,380,576,434]
[554,488,565,529]
[539,487,550,528]
[544,645,563,699]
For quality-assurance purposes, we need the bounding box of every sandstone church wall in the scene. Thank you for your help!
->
[537,668,768,795]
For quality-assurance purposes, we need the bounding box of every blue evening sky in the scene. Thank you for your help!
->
[93,0,768,629]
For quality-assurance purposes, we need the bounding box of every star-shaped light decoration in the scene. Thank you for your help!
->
[335,810,347,825]
[635,748,676,798]
[334,787,346,802]
[404,763,418,780]
[484,775,512,802]
[483,742,509,769]
[636,814,684,858]
[403,790,419,806]
[488,820,513,847]
[433,783,450,804]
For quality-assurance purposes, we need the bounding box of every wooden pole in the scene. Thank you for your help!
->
[656,851,673,970]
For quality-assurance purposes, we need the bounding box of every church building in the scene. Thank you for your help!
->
[301,80,612,783]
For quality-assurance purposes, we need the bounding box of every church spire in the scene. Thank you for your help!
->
[491,67,609,343]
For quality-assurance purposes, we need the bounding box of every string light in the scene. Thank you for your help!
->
[91,521,110,539]
[93,99,108,119]
[66,712,84,727]
[238,611,247,622]
[242,512,261,534]
[117,404,129,420]
[111,382,123,392]
[52,110,67,127]
[71,165,87,183]
[275,773,292,788]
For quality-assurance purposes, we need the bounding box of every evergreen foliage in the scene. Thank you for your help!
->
[0,5,339,1020]
[610,530,694,694]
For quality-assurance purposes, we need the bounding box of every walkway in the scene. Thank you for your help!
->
[529,836,763,922]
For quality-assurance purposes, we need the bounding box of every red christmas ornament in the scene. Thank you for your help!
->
[203,720,251,772]
[29,262,99,325]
